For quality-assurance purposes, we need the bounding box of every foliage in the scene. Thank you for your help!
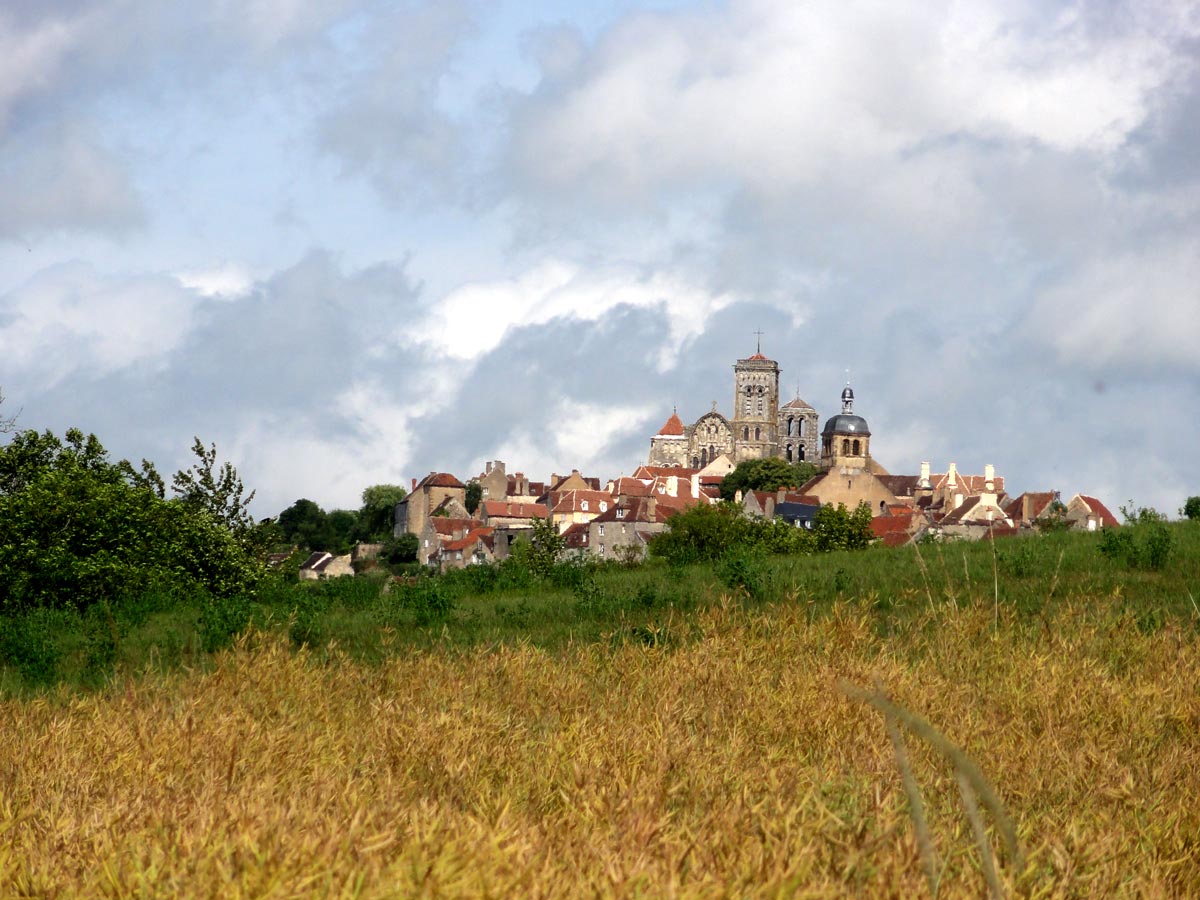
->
[171,437,257,533]
[465,480,483,516]
[507,516,565,579]
[0,387,16,433]
[0,429,261,613]
[813,502,873,552]
[1100,505,1172,571]
[1182,496,1200,521]
[357,484,408,541]
[383,533,420,565]
[277,498,334,551]
[326,509,360,553]
[719,457,812,501]
[649,502,754,564]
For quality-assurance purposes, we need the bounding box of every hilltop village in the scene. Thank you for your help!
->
[379,347,1117,573]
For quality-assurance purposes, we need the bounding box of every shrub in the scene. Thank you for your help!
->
[1100,507,1173,571]
[0,611,61,686]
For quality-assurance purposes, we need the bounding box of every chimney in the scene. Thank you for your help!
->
[485,461,493,475]
[646,496,656,520]
[691,473,699,498]
[947,462,958,489]
[919,461,931,489]
[984,464,995,493]
[411,478,417,492]
[666,475,678,497]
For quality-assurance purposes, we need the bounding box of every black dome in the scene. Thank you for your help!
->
[822,414,870,436]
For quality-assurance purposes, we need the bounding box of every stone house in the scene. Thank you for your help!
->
[395,472,467,537]
[1065,494,1120,531]
[298,551,354,580]
[586,496,673,562]
[433,527,495,571]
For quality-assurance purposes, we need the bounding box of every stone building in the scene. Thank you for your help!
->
[394,472,467,537]
[648,345,817,468]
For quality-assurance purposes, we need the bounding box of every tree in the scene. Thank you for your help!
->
[1182,496,1200,521]
[0,387,17,433]
[383,532,419,565]
[813,502,873,552]
[0,429,260,611]
[171,438,256,533]
[465,480,482,516]
[357,484,407,541]
[277,498,333,550]
[720,457,808,501]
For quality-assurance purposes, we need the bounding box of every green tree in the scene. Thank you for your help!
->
[465,480,483,516]
[813,502,873,552]
[720,457,809,501]
[383,532,419,564]
[171,438,257,535]
[0,429,260,612]
[277,498,333,550]
[649,502,754,564]
[358,484,407,541]
[507,516,564,578]
[0,387,17,433]
[1182,496,1200,521]
[326,509,360,553]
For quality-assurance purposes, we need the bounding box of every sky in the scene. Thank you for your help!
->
[1,0,1198,519]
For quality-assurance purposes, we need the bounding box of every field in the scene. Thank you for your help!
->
[1,524,1198,897]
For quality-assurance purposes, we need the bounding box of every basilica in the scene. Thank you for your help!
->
[646,346,873,473]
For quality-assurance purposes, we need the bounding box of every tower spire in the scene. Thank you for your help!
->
[754,329,764,354]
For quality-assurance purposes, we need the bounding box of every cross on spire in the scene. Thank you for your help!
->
[754,329,764,354]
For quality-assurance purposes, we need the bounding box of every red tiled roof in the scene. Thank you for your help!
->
[1079,495,1120,528]
[482,500,548,519]
[655,413,686,436]
[610,477,652,497]
[428,517,479,536]
[746,353,768,361]
[417,472,465,489]
[633,465,698,478]
[440,527,494,553]
[549,489,613,514]
[1003,491,1057,523]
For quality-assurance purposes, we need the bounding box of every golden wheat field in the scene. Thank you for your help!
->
[2,598,1198,898]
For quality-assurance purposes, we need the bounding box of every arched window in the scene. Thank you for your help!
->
[692,456,700,468]
[798,419,804,437]
[843,438,850,455]
[755,426,761,441]
[743,426,749,440]
[708,444,715,460]
[852,439,860,455]
[798,445,805,461]
[785,444,793,462]
[787,417,795,436]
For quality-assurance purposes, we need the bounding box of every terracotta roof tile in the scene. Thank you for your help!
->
[417,472,465,489]
[655,413,686,436]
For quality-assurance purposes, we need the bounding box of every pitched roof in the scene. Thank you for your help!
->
[440,527,495,553]
[781,397,814,409]
[416,472,465,490]
[655,412,686,436]
[549,489,613,514]
[878,475,922,498]
[482,500,548,519]
[609,477,653,497]
[1077,495,1120,528]
[1003,491,1058,522]
[428,517,480,536]
[633,465,698,479]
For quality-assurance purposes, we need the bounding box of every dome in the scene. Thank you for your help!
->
[822,414,871,436]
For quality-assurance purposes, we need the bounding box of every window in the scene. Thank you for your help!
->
[598,524,605,536]
[798,446,805,461]
[617,509,625,519]
[581,500,588,512]
[755,426,761,441]
[787,417,795,436]
[852,439,860,455]
[743,426,749,440]
[785,444,793,462]
[843,439,850,455]
[600,501,607,513]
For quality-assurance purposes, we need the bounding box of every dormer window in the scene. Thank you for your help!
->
[581,500,588,511]
[599,502,608,513]
[617,509,626,519]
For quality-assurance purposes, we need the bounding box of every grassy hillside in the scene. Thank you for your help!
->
[0,523,1197,895]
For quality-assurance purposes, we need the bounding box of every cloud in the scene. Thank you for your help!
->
[416,260,737,369]
[0,262,195,385]
[1025,234,1200,374]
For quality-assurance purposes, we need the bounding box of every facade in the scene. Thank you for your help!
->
[648,346,819,468]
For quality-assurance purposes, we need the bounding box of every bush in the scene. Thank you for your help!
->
[1099,507,1173,571]
[1182,496,1200,521]
[0,611,61,686]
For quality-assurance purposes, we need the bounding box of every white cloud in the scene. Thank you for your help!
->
[509,0,1193,205]
[175,263,257,299]
[1026,235,1200,373]
[0,263,197,386]
[416,260,736,369]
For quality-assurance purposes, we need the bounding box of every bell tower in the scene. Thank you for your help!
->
[731,335,780,461]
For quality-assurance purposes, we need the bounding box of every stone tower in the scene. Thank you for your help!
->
[779,394,819,463]
[731,344,780,462]
[819,383,871,471]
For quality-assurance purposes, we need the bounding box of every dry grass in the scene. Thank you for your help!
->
[2,597,1198,898]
